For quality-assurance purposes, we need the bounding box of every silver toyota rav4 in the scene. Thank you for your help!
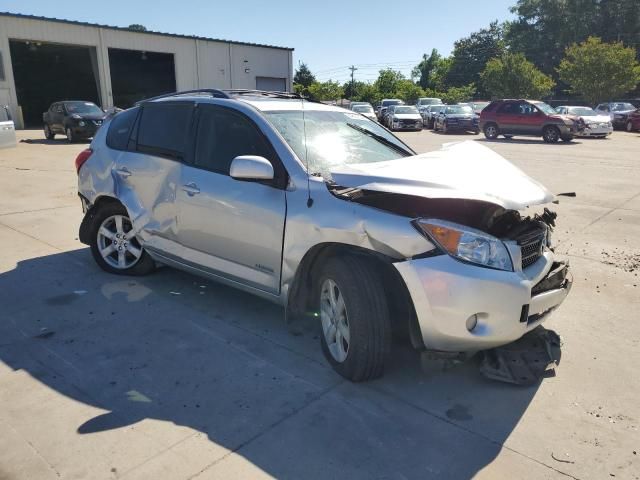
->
[76,89,572,382]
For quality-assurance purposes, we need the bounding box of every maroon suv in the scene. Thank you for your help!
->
[480,99,580,143]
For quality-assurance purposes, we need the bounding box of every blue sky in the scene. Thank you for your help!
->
[5,0,515,82]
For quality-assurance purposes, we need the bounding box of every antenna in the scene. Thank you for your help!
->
[301,95,313,207]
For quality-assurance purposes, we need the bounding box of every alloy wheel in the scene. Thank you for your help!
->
[320,278,350,363]
[97,214,143,269]
[485,125,497,138]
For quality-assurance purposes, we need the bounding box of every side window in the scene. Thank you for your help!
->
[519,103,536,115]
[498,102,516,114]
[136,102,193,160]
[106,107,139,150]
[194,105,275,176]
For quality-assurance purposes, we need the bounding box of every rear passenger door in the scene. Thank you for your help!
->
[176,104,287,294]
[111,102,194,256]
[495,101,520,134]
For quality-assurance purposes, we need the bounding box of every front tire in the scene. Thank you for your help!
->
[316,256,391,382]
[88,203,155,276]
[483,123,498,139]
[542,126,560,143]
[65,127,76,143]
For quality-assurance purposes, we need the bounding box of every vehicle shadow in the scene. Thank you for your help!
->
[19,138,91,145]
[0,249,551,478]
[476,138,580,146]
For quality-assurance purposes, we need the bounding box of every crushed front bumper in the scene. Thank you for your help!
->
[394,252,572,352]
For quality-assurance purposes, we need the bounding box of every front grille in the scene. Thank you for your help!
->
[518,231,546,269]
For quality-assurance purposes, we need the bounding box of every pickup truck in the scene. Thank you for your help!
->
[43,101,107,142]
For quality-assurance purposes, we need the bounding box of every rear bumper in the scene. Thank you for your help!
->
[394,252,572,352]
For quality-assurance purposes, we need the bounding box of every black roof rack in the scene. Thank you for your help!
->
[224,89,302,100]
[135,89,230,105]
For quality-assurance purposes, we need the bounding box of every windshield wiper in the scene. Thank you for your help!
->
[346,123,413,156]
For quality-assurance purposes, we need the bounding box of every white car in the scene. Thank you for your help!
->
[556,106,612,138]
[0,105,17,149]
[387,105,423,131]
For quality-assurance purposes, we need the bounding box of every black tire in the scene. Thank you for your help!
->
[473,129,480,135]
[503,135,513,140]
[65,127,76,143]
[542,125,560,143]
[43,123,55,140]
[316,256,391,382]
[433,121,439,132]
[483,123,498,139]
[442,122,448,134]
[627,121,634,132]
[561,135,574,142]
[88,203,155,276]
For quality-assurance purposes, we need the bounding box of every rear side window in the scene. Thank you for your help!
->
[137,102,193,160]
[106,108,139,150]
[194,105,275,175]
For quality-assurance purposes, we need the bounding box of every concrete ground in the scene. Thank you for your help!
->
[0,128,638,480]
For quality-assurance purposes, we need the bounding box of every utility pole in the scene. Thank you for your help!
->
[349,65,358,101]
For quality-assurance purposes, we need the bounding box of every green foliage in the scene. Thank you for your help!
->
[558,37,640,104]
[395,80,425,104]
[353,83,381,104]
[294,62,316,88]
[446,22,504,95]
[440,84,476,104]
[429,57,453,92]
[342,80,368,100]
[307,80,344,101]
[481,52,555,99]
[128,24,147,31]
[413,49,442,90]
[374,69,405,96]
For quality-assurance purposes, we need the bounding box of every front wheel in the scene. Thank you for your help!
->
[316,256,391,382]
[542,126,560,143]
[44,123,55,140]
[627,121,635,132]
[483,123,498,139]
[88,204,155,275]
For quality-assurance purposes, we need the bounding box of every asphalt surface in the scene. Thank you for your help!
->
[0,128,639,480]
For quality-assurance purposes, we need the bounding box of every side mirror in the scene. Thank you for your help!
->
[230,155,274,181]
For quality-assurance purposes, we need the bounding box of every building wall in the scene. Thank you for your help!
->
[0,14,293,128]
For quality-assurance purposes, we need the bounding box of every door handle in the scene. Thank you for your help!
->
[115,167,132,178]
[182,182,200,196]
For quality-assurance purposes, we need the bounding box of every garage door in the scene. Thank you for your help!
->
[256,77,287,92]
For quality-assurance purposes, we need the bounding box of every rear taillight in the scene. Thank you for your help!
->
[75,148,93,174]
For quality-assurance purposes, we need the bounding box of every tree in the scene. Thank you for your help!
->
[558,37,640,104]
[354,83,381,105]
[374,69,405,97]
[294,62,316,88]
[342,80,367,100]
[394,80,425,104]
[481,52,555,99]
[128,24,147,31]
[413,49,442,90]
[429,57,453,92]
[307,81,344,101]
[446,22,505,95]
[441,84,476,104]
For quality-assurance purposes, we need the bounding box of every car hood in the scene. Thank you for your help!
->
[75,113,107,121]
[329,141,554,210]
[393,114,421,120]
[444,114,475,119]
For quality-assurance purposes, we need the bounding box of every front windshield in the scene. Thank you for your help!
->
[394,106,418,114]
[568,107,597,116]
[266,109,412,177]
[65,101,103,115]
[445,105,473,114]
[472,102,489,111]
[353,105,374,113]
[612,103,635,111]
[419,98,441,105]
[534,102,556,115]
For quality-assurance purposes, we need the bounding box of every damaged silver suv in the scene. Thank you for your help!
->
[76,89,572,382]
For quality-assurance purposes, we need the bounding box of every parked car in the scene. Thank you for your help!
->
[0,105,17,149]
[480,99,580,143]
[376,98,403,121]
[77,89,571,382]
[424,104,446,129]
[555,106,612,138]
[387,105,423,131]
[43,101,107,142]
[415,97,442,108]
[625,108,640,132]
[351,104,377,122]
[469,101,490,114]
[350,101,370,111]
[433,104,479,134]
[594,102,637,129]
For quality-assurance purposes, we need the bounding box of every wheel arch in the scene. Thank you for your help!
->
[286,242,425,350]
[78,195,126,245]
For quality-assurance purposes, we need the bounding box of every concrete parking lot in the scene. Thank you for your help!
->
[1,128,639,480]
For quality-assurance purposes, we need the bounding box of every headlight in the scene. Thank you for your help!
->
[413,219,513,271]
[72,114,82,120]
[78,121,86,127]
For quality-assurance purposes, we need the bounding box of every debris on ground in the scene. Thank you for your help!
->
[169,291,182,295]
[551,452,575,464]
[479,327,562,385]
[34,330,55,339]
[601,249,640,273]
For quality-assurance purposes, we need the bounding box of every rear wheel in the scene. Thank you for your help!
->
[43,123,54,140]
[316,256,391,382]
[483,123,498,139]
[88,203,155,275]
[542,126,560,143]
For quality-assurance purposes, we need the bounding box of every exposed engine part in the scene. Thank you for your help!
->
[479,327,562,386]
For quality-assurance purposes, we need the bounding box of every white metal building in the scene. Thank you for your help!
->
[0,12,294,128]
